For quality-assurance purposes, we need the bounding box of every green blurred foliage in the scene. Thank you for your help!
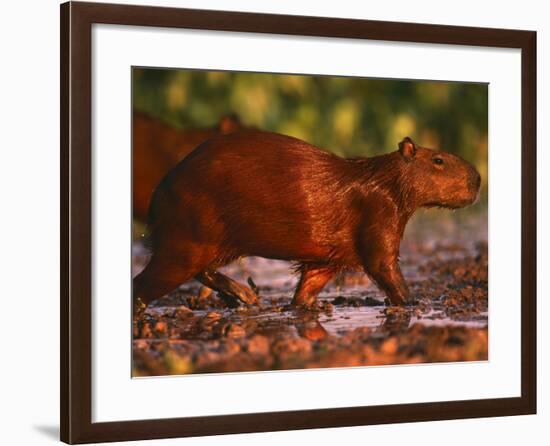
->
[133,68,488,191]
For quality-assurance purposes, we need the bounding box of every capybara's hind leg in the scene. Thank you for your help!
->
[196,270,259,305]
[133,253,208,310]
[291,265,335,308]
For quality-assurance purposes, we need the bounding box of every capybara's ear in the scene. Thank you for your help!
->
[398,137,417,159]
[218,114,242,134]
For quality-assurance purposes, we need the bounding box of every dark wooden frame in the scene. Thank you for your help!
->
[60,1,537,443]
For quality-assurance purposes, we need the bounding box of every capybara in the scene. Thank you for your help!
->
[133,131,481,311]
[133,111,245,221]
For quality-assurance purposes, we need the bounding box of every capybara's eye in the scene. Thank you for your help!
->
[433,157,444,165]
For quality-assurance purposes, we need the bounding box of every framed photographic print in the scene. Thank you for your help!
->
[60,1,537,443]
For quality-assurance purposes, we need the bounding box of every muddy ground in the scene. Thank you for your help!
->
[132,211,488,376]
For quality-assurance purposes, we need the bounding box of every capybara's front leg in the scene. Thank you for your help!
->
[359,230,410,306]
[196,270,259,305]
[291,265,336,308]
[364,259,409,306]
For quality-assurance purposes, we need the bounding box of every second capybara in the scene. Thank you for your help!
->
[133,111,246,221]
[133,131,481,310]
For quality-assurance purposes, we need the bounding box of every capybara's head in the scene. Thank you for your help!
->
[398,137,481,209]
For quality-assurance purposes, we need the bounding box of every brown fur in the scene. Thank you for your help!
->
[134,131,481,309]
[132,111,245,221]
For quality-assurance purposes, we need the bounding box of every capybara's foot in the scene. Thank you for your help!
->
[290,298,318,310]
[384,294,418,307]
[226,283,259,306]
[384,296,407,307]
[196,270,259,306]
